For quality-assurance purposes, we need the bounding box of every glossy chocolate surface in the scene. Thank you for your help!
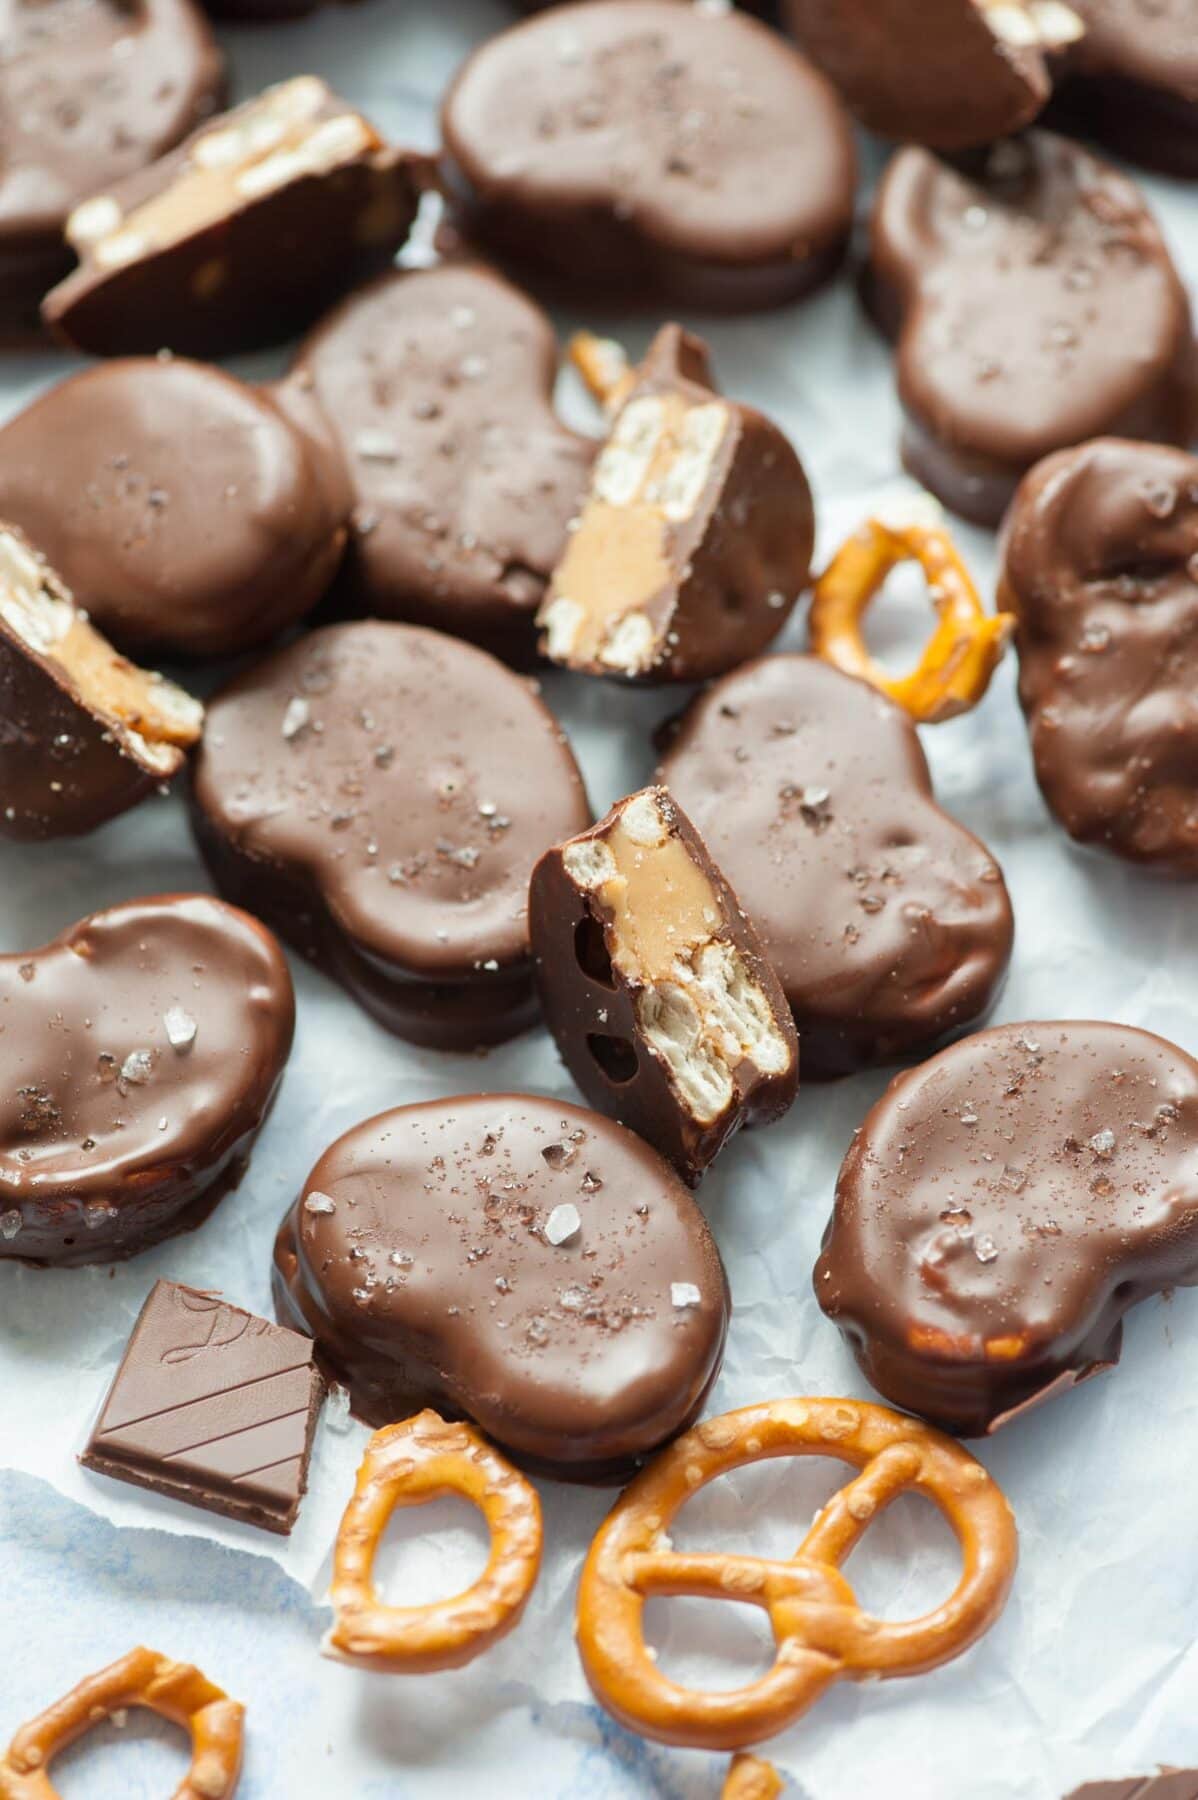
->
[659,655,1014,1078]
[81,1279,324,1534]
[0,358,351,660]
[440,0,856,310]
[191,621,591,1049]
[530,787,798,1182]
[868,132,1197,527]
[816,1021,1198,1435]
[783,0,1056,149]
[43,78,422,358]
[1000,438,1198,877]
[0,895,294,1266]
[290,264,594,664]
[272,1094,729,1480]
[0,0,224,337]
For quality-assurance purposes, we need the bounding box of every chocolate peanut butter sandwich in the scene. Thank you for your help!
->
[530,787,798,1184]
[0,525,202,840]
[82,1279,324,1535]
[440,0,856,311]
[272,1094,729,1481]
[1054,0,1198,177]
[867,132,1197,528]
[0,358,352,662]
[288,264,595,665]
[43,76,424,358]
[1000,438,1198,877]
[816,1021,1198,1436]
[537,325,813,684]
[659,655,1014,1079]
[0,0,224,340]
[191,621,591,1051]
[784,0,1083,150]
[0,895,294,1267]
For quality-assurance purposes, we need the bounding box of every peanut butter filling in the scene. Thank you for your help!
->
[66,77,380,272]
[0,528,203,772]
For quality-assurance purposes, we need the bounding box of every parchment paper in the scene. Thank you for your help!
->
[1,4,1196,1794]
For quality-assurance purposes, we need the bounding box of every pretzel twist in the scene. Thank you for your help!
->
[0,1647,243,1799]
[576,1397,1018,1751]
[809,500,1013,723]
[323,1409,543,1673]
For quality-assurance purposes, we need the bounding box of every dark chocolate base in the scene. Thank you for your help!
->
[1050,78,1198,180]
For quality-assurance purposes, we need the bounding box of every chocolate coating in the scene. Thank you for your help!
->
[0,0,224,338]
[1057,0,1198,176]
[1065,1777,1198,1800]
[440,0,856,311]
[81,1279,324,1535]
[272,1094,729,1480]
[191,621,591,1050]
[1000,438,1198,877]
[658,656,1014,1079]
[816,1021,1198,1436]
[43,77,422,359]
[530,787,799,1182]
[868,132,1197,528]
[0,358,352,661]
[0,895,294,1267]
[290,264,594,664]
[783,0,1056,150]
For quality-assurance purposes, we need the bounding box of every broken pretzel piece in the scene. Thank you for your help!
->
[530,786,799,1184]
[43,76,423,358]
[0,1646,244,1799]
[0,523,202,840]
[539,325,814,685]
[723,1753,785,1799]
[323,1410,543,1672]
[809,496,1013,724]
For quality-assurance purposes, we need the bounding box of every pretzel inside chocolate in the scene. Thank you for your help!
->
[0,1647,244,1799]
[577,1397,1017,1751]
[324,1410,543,1672]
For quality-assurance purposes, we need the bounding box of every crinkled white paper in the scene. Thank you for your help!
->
[2,3,1197,1794]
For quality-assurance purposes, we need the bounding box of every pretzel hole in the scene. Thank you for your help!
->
[854,558,938,675]
[838,1488,960,1621]
[643,1594,779,1690]
[587,1032,638,1084]
[574,914,616,988]
[371,1490,491,1607]
[54,1709,189,1797]
[668,1454,851,1557]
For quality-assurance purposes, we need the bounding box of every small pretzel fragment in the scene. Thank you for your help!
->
[576,1396,1018,1751]
[569,330,635,414]
[723,1752,784,1798]
[0,1647,244,1799]
[809,498,1013,723]
[323,1409,543,1673]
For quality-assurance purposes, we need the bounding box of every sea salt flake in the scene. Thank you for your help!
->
[671,1281,701,1309]
[545,1203,581,1246]
[163,1006,197,1051]
[304,1191,337,1215]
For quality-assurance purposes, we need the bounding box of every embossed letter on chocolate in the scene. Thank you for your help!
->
[82,1279,324,1534]
[784,0,1081,150]
[0,896,294,1266]
[191,622,591,1050]
[43,77,422,358]
[1000,438,1198,877]
[0,0,224,338]
[659,656,1013,1079]
[272,1095,729,1481]
[816,1021,1198,1435]
[440,0,856,311]
[530,788,798,1183]
[868,133,1197,527]
[0,526,203,840]
[538,326,813,683]
[0,358,351,661]
[289,264,595,664]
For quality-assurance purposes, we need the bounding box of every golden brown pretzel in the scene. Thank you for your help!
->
[723,1752,784,1798]
[323,1409,543,1673]
[576,1397,1018,1751]
[809,498,1013,723]
[0,1647,243,1799]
